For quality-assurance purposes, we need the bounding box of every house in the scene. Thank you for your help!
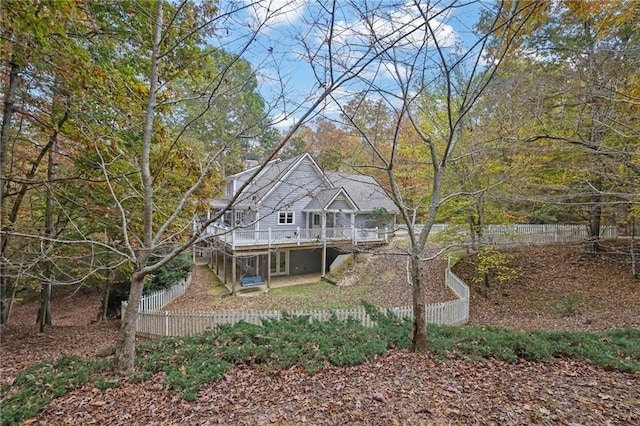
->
[195,153,398,293]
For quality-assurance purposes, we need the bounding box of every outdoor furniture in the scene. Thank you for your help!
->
[240,276,264,287]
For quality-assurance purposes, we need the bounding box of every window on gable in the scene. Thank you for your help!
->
[278,211,294,225]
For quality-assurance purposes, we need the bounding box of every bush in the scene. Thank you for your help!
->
[3,306,639,425]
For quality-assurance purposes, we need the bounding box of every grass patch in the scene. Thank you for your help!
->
[268,280,328,297]
[205,279,361,311]
[3,309,639,425]
[207,284,229,297]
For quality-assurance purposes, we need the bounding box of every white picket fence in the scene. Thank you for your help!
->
[125,222,617,336]
[477,224,616,244]
[401,223,617,244]
[121,274,192,320]
[126,265,470,337]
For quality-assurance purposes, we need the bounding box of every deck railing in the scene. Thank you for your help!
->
[203,223,389,248]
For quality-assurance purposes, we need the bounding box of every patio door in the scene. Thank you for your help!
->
[270,251,289,276]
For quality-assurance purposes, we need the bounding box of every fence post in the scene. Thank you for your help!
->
[165,311,169,336]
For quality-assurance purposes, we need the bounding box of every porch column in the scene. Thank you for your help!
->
[232,255,237,295]
[222,252,227,284]
[351,212,356,243]
[321,211,327,240]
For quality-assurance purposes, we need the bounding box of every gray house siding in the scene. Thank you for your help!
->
[258,158,330,230]
[205,153,399,289]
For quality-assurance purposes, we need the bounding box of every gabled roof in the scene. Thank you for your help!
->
[214,153,330,207]
[212,153,398,214]
[260,153,331,202]
[303,187,359,211]
[326,172,398,213]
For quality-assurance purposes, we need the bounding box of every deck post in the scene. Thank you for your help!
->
[267,251,271,290]
[321,238,327,278]
[222,251,227,284]
[231,255,237,295]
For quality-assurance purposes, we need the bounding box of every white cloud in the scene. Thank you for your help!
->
[271,113,297,131]
[330,3,459,52]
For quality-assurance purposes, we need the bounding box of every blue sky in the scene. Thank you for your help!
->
[221,1,492,131]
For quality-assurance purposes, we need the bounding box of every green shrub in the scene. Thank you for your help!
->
[4,308,639,426]
[0,355,110,426]
[105,252,193,316]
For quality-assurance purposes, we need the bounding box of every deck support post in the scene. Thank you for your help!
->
[232,255,237,295]
[321,239,327,278]
[222,251,227,285]
[267,251,272,290]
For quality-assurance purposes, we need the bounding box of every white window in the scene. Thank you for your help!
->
[313,213,321,226]
[278,211,294,225]
[235,210,244,225]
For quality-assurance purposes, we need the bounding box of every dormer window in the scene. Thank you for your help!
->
[278,211,294,225]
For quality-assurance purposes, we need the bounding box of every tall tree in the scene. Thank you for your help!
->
[324,0,543,351]
[94,0,439,374]
[489,0,640,247]
[0,0,99,324]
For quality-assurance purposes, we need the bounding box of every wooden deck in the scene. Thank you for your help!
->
[201,224,389,249]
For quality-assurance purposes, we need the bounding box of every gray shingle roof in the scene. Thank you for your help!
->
[326,172,398,213]
[212,153,397,214]
[221,155,305,206]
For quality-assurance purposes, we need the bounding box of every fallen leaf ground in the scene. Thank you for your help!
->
[2,242,639,425]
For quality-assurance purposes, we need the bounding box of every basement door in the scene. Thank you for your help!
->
[270,250,289,276]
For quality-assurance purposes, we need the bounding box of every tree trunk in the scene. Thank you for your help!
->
[98,280,111,321]
[410,253,428,352]
[114,271,146,375]
[631,223,637,280]
[1,58,20,323]
[482,273,489,299]
[35,103,65,330]
[631,242,637,280]
[37,281,52,332]
[113,0,162,376]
